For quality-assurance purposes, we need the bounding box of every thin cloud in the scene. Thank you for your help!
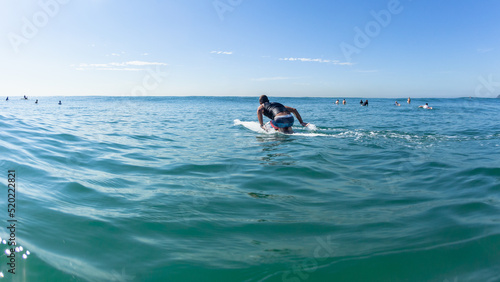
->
[73,61,168,71]
[107,51,126,57]
[280,57,353,66]
[211,51,233,55]
[280,57,331,63]
[122,61,167,66]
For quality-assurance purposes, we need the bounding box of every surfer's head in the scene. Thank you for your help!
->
[259,95,269,104]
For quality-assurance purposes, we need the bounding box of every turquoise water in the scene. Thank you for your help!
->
[1,96,499,281]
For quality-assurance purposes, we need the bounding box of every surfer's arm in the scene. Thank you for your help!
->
[285,106,308,127]
[257,105,265,128]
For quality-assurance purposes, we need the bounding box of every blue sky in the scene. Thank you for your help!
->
[1,0,499,97]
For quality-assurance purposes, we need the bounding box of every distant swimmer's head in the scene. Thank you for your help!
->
[259,95,269,104]
[425,103,428,105]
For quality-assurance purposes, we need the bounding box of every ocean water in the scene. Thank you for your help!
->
[0,96,499,282]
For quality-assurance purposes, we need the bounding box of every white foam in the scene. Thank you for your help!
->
[305,123,317,131]
[293,132,329,137]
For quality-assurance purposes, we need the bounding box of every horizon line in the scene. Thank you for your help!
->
[3,95,493,99]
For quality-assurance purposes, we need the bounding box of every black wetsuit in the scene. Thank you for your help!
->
[262,102,295,128]
[262,102,288,120]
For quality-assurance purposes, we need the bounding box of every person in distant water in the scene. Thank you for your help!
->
[407,97,411,104]
[335,99,339,105]
[360,99,363,105]
[419,103,432,109]
[395,101,400,106]
[6,97,8,101]
[342,99,346,105]
[362,99,368,106]
[257,95,308,134]
[35,99,38,104]
[58,101,62,105]
[23,95,28,100]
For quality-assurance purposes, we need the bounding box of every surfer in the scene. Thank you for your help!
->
[407,97,411,104]
[335,99,339,105]
[6,97,8,101]
[257,95,308,134]
[23,95,28,100]
[395,101,400,106]
[362,100,368,106]
[35,99,38,104]
[58,101,62,105]
[343,99,346,105]
[419,103,432,109]
[360,99,363,105]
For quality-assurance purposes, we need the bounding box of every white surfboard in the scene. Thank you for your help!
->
[234,120,321,135]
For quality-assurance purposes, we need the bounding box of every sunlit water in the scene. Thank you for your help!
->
[0,96,499,281]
